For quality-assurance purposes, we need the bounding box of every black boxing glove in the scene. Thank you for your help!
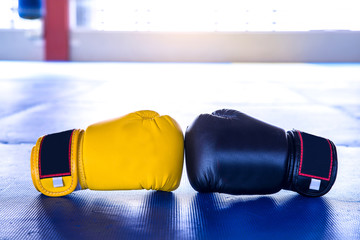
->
[185,109,337,197]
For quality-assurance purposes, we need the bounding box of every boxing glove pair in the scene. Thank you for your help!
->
[31,109,337,197]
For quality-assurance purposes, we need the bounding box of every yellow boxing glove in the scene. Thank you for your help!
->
[30,110,184,197]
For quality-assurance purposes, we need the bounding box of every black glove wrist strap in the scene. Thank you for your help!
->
[285,130,337,197]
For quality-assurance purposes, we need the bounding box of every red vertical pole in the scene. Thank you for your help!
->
[45,0,69,61]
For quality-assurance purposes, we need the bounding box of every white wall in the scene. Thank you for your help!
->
[71,30,360,62]
[1,29,360,62]
[0,29,44,61]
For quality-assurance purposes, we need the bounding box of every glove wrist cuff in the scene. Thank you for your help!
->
[285,130,338,197]
[31,129,85,197]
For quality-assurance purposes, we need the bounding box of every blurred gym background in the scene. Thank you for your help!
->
[1,0,360,62]
[0,1,360,239]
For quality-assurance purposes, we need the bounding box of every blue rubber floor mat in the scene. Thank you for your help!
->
[0,62,359,239]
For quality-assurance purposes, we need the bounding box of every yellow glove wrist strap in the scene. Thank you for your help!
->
[30,129,85,197]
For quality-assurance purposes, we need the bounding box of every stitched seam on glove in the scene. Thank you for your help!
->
[77,130,87,189]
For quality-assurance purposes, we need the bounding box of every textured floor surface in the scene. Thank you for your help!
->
[0,61,359,239]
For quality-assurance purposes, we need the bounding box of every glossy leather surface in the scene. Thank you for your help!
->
[31,110,184,196]
[186,109,338,196]
[185,109,288,194]
[82,110,183,192]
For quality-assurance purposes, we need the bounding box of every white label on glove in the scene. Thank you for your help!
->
[53,177,64,188]
[309,178,321,191]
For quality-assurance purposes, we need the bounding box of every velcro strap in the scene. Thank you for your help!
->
[298,131,333,181]
[39,130,74,179]
[290,130,337,197]
[31,129,83,197]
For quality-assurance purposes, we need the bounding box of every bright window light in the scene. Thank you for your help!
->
[1,0,359,31]
[73,0,360,31]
